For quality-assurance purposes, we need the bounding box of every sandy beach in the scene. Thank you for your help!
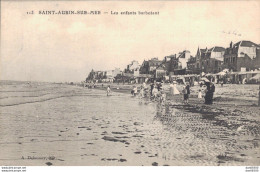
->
[0,80,259,166]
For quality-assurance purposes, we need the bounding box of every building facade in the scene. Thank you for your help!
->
[201,46,225,73]
[125,60,140,73]
[139,58,163,75]
[194,47,207,73]
[177,50,191,69]
[224,41,260,72]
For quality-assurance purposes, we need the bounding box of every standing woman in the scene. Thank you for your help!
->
[204,82,210,104]
[170,81,180,96]
[185,82,190,104]
[198,89,202,99]
[173,81,180,95]
[208,82,215,104]
[182,85,188,104]
[150,82,155,97]
[139,85,144,98]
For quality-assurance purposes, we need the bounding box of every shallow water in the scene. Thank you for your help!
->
[0,81,259,166]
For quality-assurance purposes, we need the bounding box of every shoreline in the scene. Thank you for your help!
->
[88,82,259,104]
[89,83,260,126]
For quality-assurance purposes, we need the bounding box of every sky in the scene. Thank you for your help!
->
[1,1,260,82]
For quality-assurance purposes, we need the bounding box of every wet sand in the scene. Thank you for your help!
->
[0,81,259,166]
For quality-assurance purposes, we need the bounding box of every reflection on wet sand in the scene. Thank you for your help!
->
[0,81,259,166]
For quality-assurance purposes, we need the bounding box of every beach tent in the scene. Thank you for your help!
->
[249,74,260,81]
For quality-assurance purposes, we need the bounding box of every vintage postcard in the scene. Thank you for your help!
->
[0,0,260,170]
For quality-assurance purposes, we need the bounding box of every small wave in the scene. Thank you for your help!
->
[0,93,107,107]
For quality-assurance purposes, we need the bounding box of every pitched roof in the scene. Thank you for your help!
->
[148,58,162,66]
[208,47,214,52]
[208,46,225,52]
[213,46,226,52]
[241,41,260,47]
[234,40,260,48]
[200,49,207,53]
[178,52,185,58]
[178,50,190,58]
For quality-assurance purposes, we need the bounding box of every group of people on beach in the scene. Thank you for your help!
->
[106,80,215,105]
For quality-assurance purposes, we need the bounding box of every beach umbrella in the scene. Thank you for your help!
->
[222,69,229,73]
[217,71,226,76]
[249,74,260,80]
[200,77,210,82]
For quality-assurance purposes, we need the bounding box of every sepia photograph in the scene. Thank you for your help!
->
[0,0,260,170]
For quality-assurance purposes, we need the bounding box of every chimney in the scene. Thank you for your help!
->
[230,41,233,48]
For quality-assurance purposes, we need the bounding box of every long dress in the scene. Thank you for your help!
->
[205,83,215,104]
[139,87,144,98]
[198,91,202,99]
[208,84,215,104]
[169,84,174,95]
[172,83,180,95]
[152,87,158,97]
[133,87,138,96]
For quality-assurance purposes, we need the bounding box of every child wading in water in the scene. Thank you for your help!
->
[107,86,111,96]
